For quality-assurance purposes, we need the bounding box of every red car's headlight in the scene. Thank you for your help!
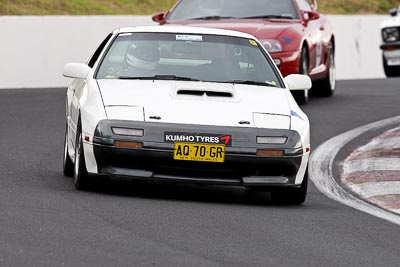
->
[260,39,283,53]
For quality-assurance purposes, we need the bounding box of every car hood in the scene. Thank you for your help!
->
[380,16,400,29]
[97,80,291,129]
[166,19,300,39]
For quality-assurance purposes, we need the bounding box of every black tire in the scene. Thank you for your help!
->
[63,123,74,177]
[270,173,308,205]
[74,120,90,190]
[292,47,309,105]
[318,42,336,97]
[383,55,400,77]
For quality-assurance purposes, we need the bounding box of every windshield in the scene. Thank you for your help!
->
[167,0,299,20]
[96,32,283,87]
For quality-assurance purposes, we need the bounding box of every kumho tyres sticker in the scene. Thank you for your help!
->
[249,39,257,46]
[176,35,203,42]
[164,132,232,146]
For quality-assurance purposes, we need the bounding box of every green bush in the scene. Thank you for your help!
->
[319,0,399,14]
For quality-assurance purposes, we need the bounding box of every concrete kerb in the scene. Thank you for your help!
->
[309,116,400,225]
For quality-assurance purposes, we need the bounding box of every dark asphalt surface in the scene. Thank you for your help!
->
[0,79,400,266]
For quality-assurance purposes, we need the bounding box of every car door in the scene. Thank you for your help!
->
[69,80,85,153]
[296,0,323,74]
[66,79,82,159]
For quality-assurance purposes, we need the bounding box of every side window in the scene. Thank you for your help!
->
[297,0,312,11]
[87,33,113,68]
[103,39,131,64]
[238,47,277,84]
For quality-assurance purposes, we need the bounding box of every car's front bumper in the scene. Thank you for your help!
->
[381,42,400,66]
[88,120,309,188]
[270,50,301,77]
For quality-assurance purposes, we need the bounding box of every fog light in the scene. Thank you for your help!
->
[114,141,143,149]
[257,136,287,144]
[256,149,284,157]
[112,127,144,136]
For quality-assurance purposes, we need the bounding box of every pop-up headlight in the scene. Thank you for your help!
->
[383,27,399,42]
[257,136,288,144]
[260,39,283,53]
[112,127,144,136]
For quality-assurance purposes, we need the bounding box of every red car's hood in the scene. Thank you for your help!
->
[165,19,301,39]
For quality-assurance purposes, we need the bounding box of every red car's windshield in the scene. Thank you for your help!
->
[167,0,299,20]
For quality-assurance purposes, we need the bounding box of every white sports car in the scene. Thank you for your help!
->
[63,26,311,204]
[380,5,400,77]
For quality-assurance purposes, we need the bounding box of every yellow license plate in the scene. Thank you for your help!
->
[173,142,225,163]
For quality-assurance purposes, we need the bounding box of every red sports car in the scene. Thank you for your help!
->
[152,0,335,104]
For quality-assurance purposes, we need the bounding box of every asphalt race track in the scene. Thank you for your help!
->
[1,79,399,266]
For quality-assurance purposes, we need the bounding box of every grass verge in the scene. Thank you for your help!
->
[0,0,398,15]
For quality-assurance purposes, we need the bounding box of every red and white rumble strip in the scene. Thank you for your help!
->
[341,127,400,215]
[310,116,400,225]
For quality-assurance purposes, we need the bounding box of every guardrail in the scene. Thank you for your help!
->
[0,15,387,89]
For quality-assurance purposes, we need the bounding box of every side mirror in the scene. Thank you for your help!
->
[389,8,398,17]
[152,12,167,23]
[284,74,312,91]
[63,63,91,79]
[303,11,320,21]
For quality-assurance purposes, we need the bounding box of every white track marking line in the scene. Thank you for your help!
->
[357,136,400,151]
[392,209,400,215]
[309,116,400,226]
[343,158,400,173]
[349,181,400,198]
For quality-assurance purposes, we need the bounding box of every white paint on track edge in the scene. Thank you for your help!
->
[343,158,400,173]
[309,116,400,226]
[349,181,400,198]
[357,136,400,151]
[392,209,400,215]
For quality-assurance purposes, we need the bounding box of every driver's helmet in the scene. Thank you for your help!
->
[126,42,160,70]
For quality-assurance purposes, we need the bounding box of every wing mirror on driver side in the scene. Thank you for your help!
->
[152,12,167,23]
[390,8,399,17]
[63,63,91,79]
[303,11,320,21]
[284,74,312,91]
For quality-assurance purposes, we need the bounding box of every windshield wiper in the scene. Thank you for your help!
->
[222,80,278,87]
[240,15,294,19]
[119,75,200,81]
[189,16,237,20]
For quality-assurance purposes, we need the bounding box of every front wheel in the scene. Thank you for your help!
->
[292,47,309,105]
[318,43,336,96]
[74,120,90,190]
[270,174,308,205]
[63,122,74,177]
